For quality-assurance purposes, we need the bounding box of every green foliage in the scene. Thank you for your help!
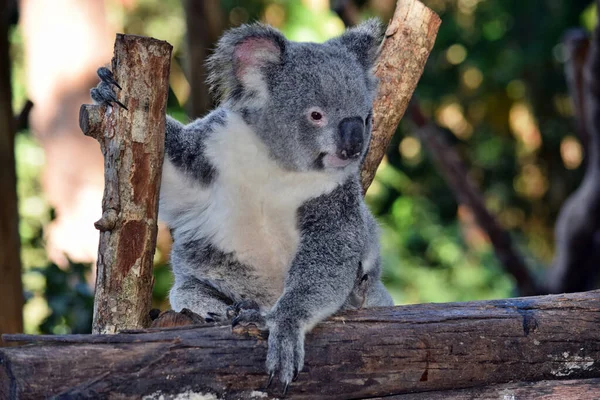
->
[35,262,94,335]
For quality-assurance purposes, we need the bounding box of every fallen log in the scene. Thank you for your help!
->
[2,290,599,399]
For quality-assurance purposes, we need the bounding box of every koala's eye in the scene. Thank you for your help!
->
[307,107,327,126]
[366,112,373,126]
[361,274,369,283]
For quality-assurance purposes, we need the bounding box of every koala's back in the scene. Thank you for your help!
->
[161,111,351,309]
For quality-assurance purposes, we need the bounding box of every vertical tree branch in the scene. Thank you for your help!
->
[0,0,24,343]
[183,0,223,119]
[360,0,441,192]
[79,35,172,334]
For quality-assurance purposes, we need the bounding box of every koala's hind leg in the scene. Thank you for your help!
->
[170,276,239,323]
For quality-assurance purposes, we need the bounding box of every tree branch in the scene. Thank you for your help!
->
[360,0,441,193]
[79,34,173,334]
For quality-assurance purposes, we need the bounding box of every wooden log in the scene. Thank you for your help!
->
[2,290,600,399]
[360,0,441,193]
[388,378,600,399]
[79,34,173,334]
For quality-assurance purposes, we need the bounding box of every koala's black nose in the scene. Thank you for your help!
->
[337,117,364,160]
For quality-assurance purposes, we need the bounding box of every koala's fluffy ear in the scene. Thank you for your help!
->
[207,23,286,103]
[329,18,383,70]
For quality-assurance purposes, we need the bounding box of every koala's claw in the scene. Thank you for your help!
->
[226,299,261,320]
[204,312,223,323]
[91,68,128,110]
[231,309,266,329]
[265,322,304,395]
[97,67,122,90]
[265,372,275,390]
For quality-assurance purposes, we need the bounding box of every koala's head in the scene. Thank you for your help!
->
[207,20,383,172]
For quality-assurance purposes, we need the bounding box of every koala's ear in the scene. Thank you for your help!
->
[329,18,383,70]
[207,23,286,103]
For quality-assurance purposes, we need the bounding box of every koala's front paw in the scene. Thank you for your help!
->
[226,299,261,320]
[90,67,128,110]
[265,320,304,395]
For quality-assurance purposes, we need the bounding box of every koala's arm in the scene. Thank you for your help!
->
[265,180,364,384]
[163,110,226,185]
[160,112,224,226]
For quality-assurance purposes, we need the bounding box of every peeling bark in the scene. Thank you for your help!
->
[79,34,172,334]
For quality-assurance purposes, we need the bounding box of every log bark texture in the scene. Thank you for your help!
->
[360,0,441,192]
[2,291,600,399]
[387,378,600,399]
[79,34,172,334]
[0,0,24,343]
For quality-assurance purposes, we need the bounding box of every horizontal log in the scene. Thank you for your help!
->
[2,290,600,399]
[389,378,600,399]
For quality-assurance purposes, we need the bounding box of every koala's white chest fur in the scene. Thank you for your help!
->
[162,114,345,298]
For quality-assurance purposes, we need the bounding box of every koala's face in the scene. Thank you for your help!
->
[207,20,382,172]
[261,43,376,171]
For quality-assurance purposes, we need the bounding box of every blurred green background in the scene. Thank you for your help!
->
[9,0,595,334]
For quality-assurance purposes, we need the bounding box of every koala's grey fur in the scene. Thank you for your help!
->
[144,19,393,389]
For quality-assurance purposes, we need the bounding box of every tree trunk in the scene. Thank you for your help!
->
[183,0,223,119]
[2,290,600,399]
[79,34,172,334]
[360,0,441,192]
[0,0,24,344]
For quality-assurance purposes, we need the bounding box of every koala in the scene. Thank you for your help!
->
[91,19,393,393]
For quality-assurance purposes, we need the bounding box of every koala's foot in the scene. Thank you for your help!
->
[229,300,268,340]
[90,67,128,110]
[149,308,211,328]
[226,299,261,319]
